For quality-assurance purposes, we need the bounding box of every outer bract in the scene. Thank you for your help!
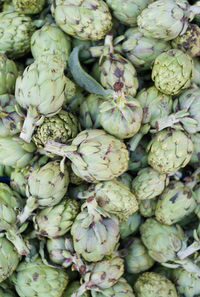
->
[53,0,112,40]
[106,0,152,26]
[171,24,200,57]
[13,0,45,14]
[119,212,142,239]
[137,0,199,41]
[147,129,193,174]
[140,218,184,263]
[18,161,69,224]
[71,198,120,262]
[132,167,167,200]
[99,94,142,139]
[172,268,200,297]
[91,278,135,297]
[63,281,90,297]
[15,55,67,143]
[0,237,20,283]
[155,181,197,225]
[152,49,193,95]
[31,24,71,67]
[121,27,170,71]
[0,94,23,137]
[124,238,154,274]
[34,198,80,238]
[0,11,35,58]
[12,257,69,297]
[45,129,129,183]
[134,272,178,297]
[77,179,138,222]
[33,110,79,151]
[0,54,18,95]
[0,136,36,168]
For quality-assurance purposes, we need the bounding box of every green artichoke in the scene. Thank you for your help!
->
[106,0,152,26]
[33,110,79,152]
[44,129,129,183]
[0,94,23,137]
[34,198,80,238]
[99,93,143,139]
[79,94,104,129]
[77,179,138,222]
[134,272,178,297]
[0,183,29,255]
[137,0,200,41]
[132,167,167,200]
[0,136,36,168]
[0,237,20,283]
[91,277,135,297]
[63,281,90,297]
[52,0,112,41]
[0,54,18,95]
[12,0,45,14]
[140,218,184,263]
[0,11,35,58]
[121,27,170,71]
[139,198,157,218]
[119,212,142,239]
[31,24,71,67]
[155,181,197,225]
[147,129,193,174]
[15,55,67,143]
[18,160,69,224]
[171,23,200,57]
[124,237,154,274]
[172,268,200,297]
[71,198,120,262]
[12,257,69,297]
[152,49,193,95]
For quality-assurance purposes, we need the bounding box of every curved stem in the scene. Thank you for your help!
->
[6,226,30,255]
[17,196,39,225]
[20,106,41,143]
[177,241,200,260]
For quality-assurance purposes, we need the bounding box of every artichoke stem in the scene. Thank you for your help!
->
[155,111,189,131]
[177,241,200,260]
[44,140,76,157]
[190,3,200,16]
[128,124,150,151]
[20,105,40,143]
[17,196,39,225]
[6,226,30,255]
[71,283,88,297]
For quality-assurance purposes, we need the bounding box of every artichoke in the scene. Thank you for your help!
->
[77,179,138,222]
[44,129,129,183]
[52,0,112,41]
[34,198,80,238]
[12,0,45,14]
[79,94,104,129]
[0,94,23,137]
[152,49,193,95]
[155,181,197,225]
[106,0,153,26]
[0,183,29,255]
[0,54,18,95]
[31,24,71,67]
[171,23,200,57]
[0,11,35,58]
[15,55,67,143]
[71,198,120,262]
[0,136,36,168]
[147,129,193,174]
[18,160,69,224]
[0,237,20,283]
[137,0,200,41]
[91,277,135,297]
[120,27,170,71]
[99,93,143,139]
[124,237,154,274]
[119,212,142,239]
[134,272,178,297]
[32,110,79,151]
[172,268,200,297]
[11,257,69,297]
[132,167,167,200]
[63,281,90,297]
[140,218,184,263]
[139,198,157,218]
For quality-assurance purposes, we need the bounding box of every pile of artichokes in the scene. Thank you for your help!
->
[0,0,200,296]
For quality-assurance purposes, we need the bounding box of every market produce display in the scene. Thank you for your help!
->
[0,0,200,296]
